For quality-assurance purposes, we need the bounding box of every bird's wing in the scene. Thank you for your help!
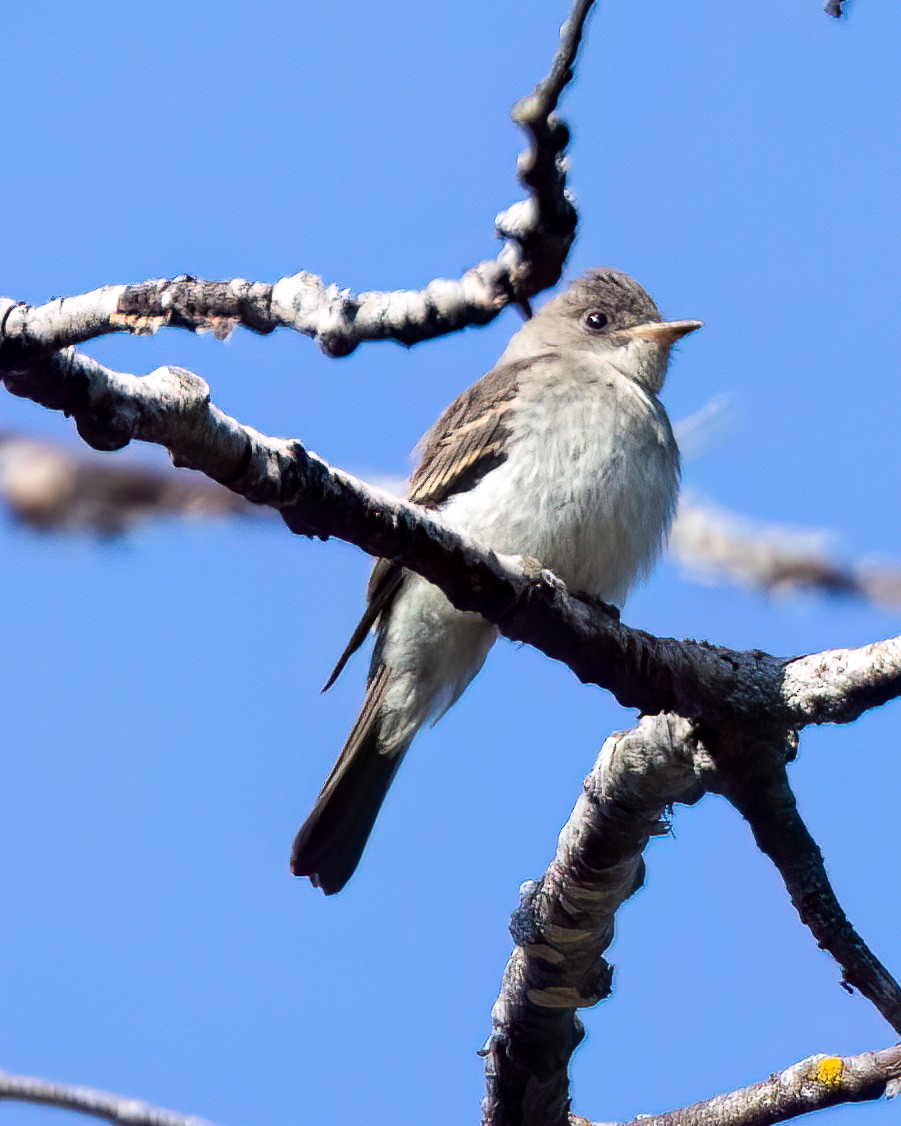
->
[293,664,403,894]
[324,355,542,689]
[407,356,529,506]
[323,559,405,691]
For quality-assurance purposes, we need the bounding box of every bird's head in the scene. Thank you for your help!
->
[513,268,702,394]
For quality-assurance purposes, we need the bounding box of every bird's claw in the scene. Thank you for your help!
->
[517,555,566,590]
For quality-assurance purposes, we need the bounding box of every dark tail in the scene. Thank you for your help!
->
[292,667,406,894]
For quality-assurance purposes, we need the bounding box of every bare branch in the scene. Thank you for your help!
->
[500,0,593,298]
[0,347,790,728]
[484,715,706,1126]
[3,347,900,735]
[0,1071,220,1126]
[0,4,593,361]
[517,0,594,124]
[485,715,900,1122]
[599,1043,901,1126]
[7,429,901,615]
[782,637,901,726]
[720,767,901,1035]
[671,499,901,609]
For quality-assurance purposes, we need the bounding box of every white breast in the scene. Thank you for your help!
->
[440,360,679,606]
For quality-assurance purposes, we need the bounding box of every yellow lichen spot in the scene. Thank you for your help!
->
[814,1057,844,1088]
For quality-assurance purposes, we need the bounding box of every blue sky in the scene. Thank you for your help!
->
[1,2,899,1124]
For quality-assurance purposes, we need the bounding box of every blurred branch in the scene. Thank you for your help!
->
[5,431,900,615]
[0,430,260,534]
[671,498,901,609]
[825,0,847,16]
[0,1071,219,1126]
[0,3,592,361]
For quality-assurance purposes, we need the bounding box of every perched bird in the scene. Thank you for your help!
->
[292,268,702,893]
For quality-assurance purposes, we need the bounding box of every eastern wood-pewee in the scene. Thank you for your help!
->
[292,268,702,893]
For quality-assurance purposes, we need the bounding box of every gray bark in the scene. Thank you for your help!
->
[0,1,887,1124]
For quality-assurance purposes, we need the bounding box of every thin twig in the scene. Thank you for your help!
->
[723,768,901,1035]
[0,1071,221,1126]
[500,0,593,294]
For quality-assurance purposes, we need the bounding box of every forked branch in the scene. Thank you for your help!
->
[0,1,885,1124]
[485,714,900,1124]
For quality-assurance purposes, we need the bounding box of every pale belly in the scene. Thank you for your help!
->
[376,367,679,743]
[439,373,678,605]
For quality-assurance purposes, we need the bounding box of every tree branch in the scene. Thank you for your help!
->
[500,0,592,299]
[719,767,901,1035]
[5,429,901,611]
[599,1043,901,1126]
[782,639,901,727]
[0,1071,220,1126]
[3,348,899,736]
[483,711,901,1124]
[671,499,901,609]
[0,2,593,361]
[0,347,786,727]
[0,429,259,534]
[483,715,706,1126]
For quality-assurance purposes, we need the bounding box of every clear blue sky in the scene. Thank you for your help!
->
[1,2,899,1124]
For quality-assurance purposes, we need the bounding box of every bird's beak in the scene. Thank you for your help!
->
[623,319,704,345]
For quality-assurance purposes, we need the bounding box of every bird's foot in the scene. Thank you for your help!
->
[517,555,566,590]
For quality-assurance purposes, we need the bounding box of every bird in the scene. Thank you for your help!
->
[292,268,702,894]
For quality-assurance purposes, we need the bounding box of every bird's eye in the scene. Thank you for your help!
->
[584,309,609,332]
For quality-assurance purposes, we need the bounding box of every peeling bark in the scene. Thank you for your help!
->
[484,716,705,1126]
